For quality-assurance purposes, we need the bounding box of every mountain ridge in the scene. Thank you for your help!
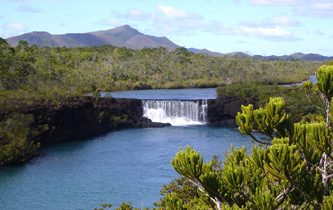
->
[6,25,179,49]
[5,25,333,61]
[252,52,333,61]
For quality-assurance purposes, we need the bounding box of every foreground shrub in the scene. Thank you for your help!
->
[167,65,333,209]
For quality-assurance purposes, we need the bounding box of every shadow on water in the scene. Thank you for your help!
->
[0,125,254,210]
[0,88,254,210]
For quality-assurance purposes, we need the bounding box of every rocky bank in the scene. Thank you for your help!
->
[3,96,169,145]
[207,96,258,126]
[2,95,254,145]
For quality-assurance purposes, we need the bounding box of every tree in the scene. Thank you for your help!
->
[169,64,333,209]
[0,113,41,165]
[0,39,36,90]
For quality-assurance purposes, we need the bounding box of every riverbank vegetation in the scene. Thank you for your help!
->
[0,38,321,98]
[160,64,333,209]
[0,37,324,166]
[217,83,323,122]
[0,37,325,110]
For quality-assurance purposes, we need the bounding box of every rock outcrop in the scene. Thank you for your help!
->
[2,95,257,146]
[8,96,169,145]
[207,96,258,126]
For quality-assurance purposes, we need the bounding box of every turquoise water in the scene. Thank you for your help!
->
[0,88,254,209]
[0,126,253,210]
[103,88,217,100]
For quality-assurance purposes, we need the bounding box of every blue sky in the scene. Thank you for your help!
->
[1,0,333,55]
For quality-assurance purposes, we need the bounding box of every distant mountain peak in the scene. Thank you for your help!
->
[117,24,134,30]
[291,52,305,56]
[226,52,250,57]
[6,25,179,49]
[187,48,223,57]
[30,31,51,35]
[105,24,139,34]
[253,52,333,61]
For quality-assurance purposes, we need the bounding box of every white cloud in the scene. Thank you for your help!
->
[1,23,28,38]
[95,9,151,32]
[3,23,26,31]
[210,19,297,40]
[17,5,43,13]
[10,0,39,2]
[236,25,291,38]
[157,5,187,18]
[249,0,333,17]
[152,17,205,35]
[209,20,296,40]
[314,30,325,36]
[312,2,333,10]
[101,5,205,36]
[98,5,298,41]
[120,9,151,21]
[250,0,300,5]
[95,18,124,28]
[241,16,301,28]
[270,16,300,26]
[153,5,206,35]
[11,0,61,2]
[310,2,333,16]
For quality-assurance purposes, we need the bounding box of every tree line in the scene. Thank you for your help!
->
[0,38,321,100]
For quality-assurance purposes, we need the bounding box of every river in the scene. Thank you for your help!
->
[0,88,254,210]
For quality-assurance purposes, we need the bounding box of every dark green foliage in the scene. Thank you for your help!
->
[0,113,41,165]
[236,97,292,143]
[161,193,186,210]
[317,65,333,98]
[94,202,152,210]
[0,39,322,96]
[0,39,36,90]
[165,64,333,209]
[172,146,203,179]
[218,83,322,122]
[322,195,333,210]
[156,177,201,209]
[0,138,40,165]
[115,202,134,210]
[94,203,113,210]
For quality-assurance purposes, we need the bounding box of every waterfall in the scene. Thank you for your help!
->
[142,99,208,126]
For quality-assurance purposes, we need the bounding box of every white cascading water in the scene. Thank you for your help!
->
[142,99,208,126]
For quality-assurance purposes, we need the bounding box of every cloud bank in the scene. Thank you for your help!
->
[97,4,298,41]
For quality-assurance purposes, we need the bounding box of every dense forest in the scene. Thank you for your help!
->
[217,83,323,122]
[0,38,321,100]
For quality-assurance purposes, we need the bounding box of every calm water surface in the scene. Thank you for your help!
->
[0,126,253,210]
[0,88,254,210]
[104,88,217,100]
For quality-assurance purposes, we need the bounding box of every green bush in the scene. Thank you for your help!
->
[217,82,322,122]
[166,64,333,209]
[0,113,41,165]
